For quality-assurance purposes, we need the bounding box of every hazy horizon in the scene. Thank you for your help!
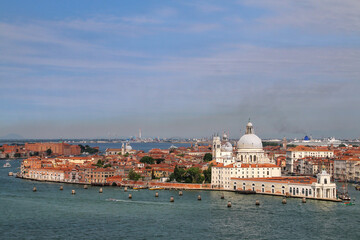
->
[1,1,360,139]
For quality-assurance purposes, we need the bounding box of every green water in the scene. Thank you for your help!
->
[1,159,359,240]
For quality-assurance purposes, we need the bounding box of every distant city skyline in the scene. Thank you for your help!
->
[1,1,360,139]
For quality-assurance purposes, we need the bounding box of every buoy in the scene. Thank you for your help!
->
[8,172,13,176]
[99,188,103,193]
[128,194,132,199]
[302,198,306,203]
[179,191,183,196]
[221,194,225,199]
[33,187,37,192]
[255,200,260,206]
[198,195,202,201]
[72,190,76,195]
[60,185,63,190]
[227,201,232,208]
[124,187,128,192]
[282,198,287,204]
[170,196,174,202]
[155,192,159,197]
[84,185,88,189]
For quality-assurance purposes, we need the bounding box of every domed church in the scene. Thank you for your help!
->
[213,120,273,165]
[211,120,280,190]
[236,121,272,164]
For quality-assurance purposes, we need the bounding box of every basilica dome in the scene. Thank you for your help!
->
[237,121,263,149]
[237,134,263,149]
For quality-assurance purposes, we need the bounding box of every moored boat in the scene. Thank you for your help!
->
[3,162,11,168]
[149,187,165,190]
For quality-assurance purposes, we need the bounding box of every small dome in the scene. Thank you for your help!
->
[237,134,263,149]
[125,144,132,151]
[221,142,233,152]
[247,122,253,127]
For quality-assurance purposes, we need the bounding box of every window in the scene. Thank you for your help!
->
[290,187,292,193]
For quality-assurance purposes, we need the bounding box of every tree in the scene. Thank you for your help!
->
[174,165,186,182]
[203,165,212,183]
[6,154,9,159]
[78,144,99,154]
[155,158,165,164]
[46,148,52,156]
[128,169,141,181]
[203,153,212,162]
[339,144,346,148]
[140,156,155,164]
[14,153,21,158]
[184,167,204,183]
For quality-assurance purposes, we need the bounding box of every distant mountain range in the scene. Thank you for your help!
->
[0,133,24,139]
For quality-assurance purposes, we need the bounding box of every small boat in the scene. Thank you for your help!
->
[3,162,11,168]
[149,187,165,190]
[355,185,360,191]
[343,201,355,206]
[133,186,146,190]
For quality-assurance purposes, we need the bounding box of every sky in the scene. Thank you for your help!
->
[1,0,360,139]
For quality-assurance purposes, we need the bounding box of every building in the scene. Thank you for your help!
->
[25,142,81,156]
[286,146,334,173]
[231,170,337,200]
[334,157,360,182]
[211,121,281,189]
[106,142,134,156]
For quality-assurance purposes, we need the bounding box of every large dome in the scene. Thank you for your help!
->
[237,134,263,149]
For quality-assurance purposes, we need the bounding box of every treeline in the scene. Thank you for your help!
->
[169,165,211,184]
[79,145,99,154]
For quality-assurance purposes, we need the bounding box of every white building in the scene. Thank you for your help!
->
[286,146,334,173]
[211,121,281,190]
[231,170,337,200]
[334,158,360,182]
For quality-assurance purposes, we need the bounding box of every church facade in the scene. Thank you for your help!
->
[211,121,281,189]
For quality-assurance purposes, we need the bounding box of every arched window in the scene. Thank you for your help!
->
[241,155,243,161]
[254,155,256,162]
[324,178,327,184]
[250,155,252,162]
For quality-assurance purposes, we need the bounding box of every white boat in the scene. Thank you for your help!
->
[3,162,11,168]
[289,136,342,147]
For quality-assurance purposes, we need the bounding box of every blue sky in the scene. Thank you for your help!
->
[1,0,360,139]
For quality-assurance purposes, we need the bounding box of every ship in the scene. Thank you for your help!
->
[3,162,11,168]
[289,136,342,147]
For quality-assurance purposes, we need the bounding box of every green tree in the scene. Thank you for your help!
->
[140,156,155,164]
[155,158,165,164]
[203,165,212,183]
[128,169,141,181]
[46,148,52,156]
[184,167,204,183]
[174,165,186,182]
[339,144,346,148]
[14,153,21,158]
[203,153,212,162]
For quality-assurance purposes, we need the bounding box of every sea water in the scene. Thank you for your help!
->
[1,147,360,239]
